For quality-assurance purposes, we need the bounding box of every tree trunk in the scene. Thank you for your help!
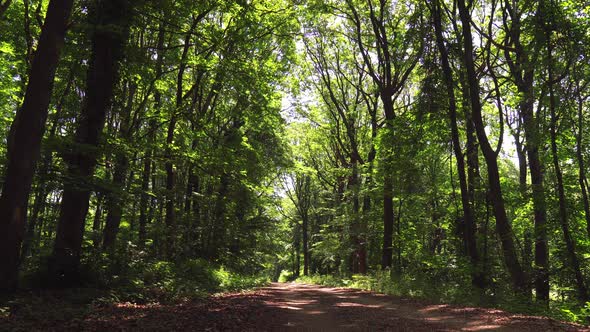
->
[139,23,165,249]
[294,222,301,277]
[302,211,309,276]
[430,0,483,289]
[102,154,130,250]
[576,92,590,238]
[350,162,366,274]
[0,0,73,292]
[102,83,136,251]
[382,173,394,269]
[21,61,75,261]
[546,28,588,303]
[463,81,479,207]
[0,0,12,20]
[211,174,229,260]
[457,0,527,293]
[513,135,527,195]
[138,154,152,248]
[52,0,132,285]
[163,18,199,258]
[523,98,549,303]
[92,194,104,248]
[503,2,549,302]
[380,81,397,271]
[20,140,53,260]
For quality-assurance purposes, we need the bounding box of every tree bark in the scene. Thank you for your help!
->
[502,1,549,302]
[0,0,12,20]
[20,118,58,261]
[382,173,394,269]
[430,0,483,289]
[163,18,198,257]
[302,211,310,276]
[0,0,73,292]
[350,162,366,274]
[346,1,420,270]
[92,194,104,248]
[457,0,527,293]
[513,133,527,195]
[102,83,136,251]
[574,85,590,238]
[52,0,132,285]
[139,22,165,249]
[545,27,588,303]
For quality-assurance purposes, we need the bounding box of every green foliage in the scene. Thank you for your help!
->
[0,0,590,328]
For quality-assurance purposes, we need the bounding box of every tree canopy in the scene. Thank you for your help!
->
[1,0,590,324]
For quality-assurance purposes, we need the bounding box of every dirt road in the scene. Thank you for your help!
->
[254,283,586,331]
[4,282,588,331]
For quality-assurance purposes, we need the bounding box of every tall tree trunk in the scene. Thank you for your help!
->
[92,194,104,248]
[20,119,57,261]
[457,0,527,293]
[139,23,165,249]
[382,172,394,269]
[52,0,132,285]
[163,19,198,257]
[164,113,177,257]
[503,1,549,302]
[351,162,367,274]
[301,175,311,276]
[523,96,549,303]
[211,173,229,260]
[294,223,301,277]
[430,0,483,289]
[513,134,527,195]
[102,83,136,251]
[346,2,419,270]
[545,27,588,303]
[0,0,12,20]
[302,211,309,276]
[102,155,130,250]
[463,81,479,207]
[138,154,152,248]
[381,93,396,270]
[21,62,76,260]
[0,0,73,292]
[575,91,590,238]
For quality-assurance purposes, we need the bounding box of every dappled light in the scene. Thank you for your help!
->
[4,283,586,330]
[1,0,590,330]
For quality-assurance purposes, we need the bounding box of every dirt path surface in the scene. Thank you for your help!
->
[3,282,589,331]
[254,283,588,331]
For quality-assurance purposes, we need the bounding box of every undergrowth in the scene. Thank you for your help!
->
[1,250,270,326]
[1,256,270,330]
[15,240,271,305]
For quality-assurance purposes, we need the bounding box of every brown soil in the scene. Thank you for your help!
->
[253,283,588,331]
[2,282,589,331]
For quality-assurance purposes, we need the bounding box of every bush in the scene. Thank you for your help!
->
[278,270,296,283]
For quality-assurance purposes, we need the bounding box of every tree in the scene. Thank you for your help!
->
[0,0,73,292]
[344,0,424,270]
[457,0,528,293]
[499,0,549,302]
[429,0,483,289]
[52,0,133,284]
[542,1,588,302]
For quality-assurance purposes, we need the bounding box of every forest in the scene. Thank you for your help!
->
[1,0,590,329]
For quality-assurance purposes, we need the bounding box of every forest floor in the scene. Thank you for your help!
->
[1,282,589,331]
